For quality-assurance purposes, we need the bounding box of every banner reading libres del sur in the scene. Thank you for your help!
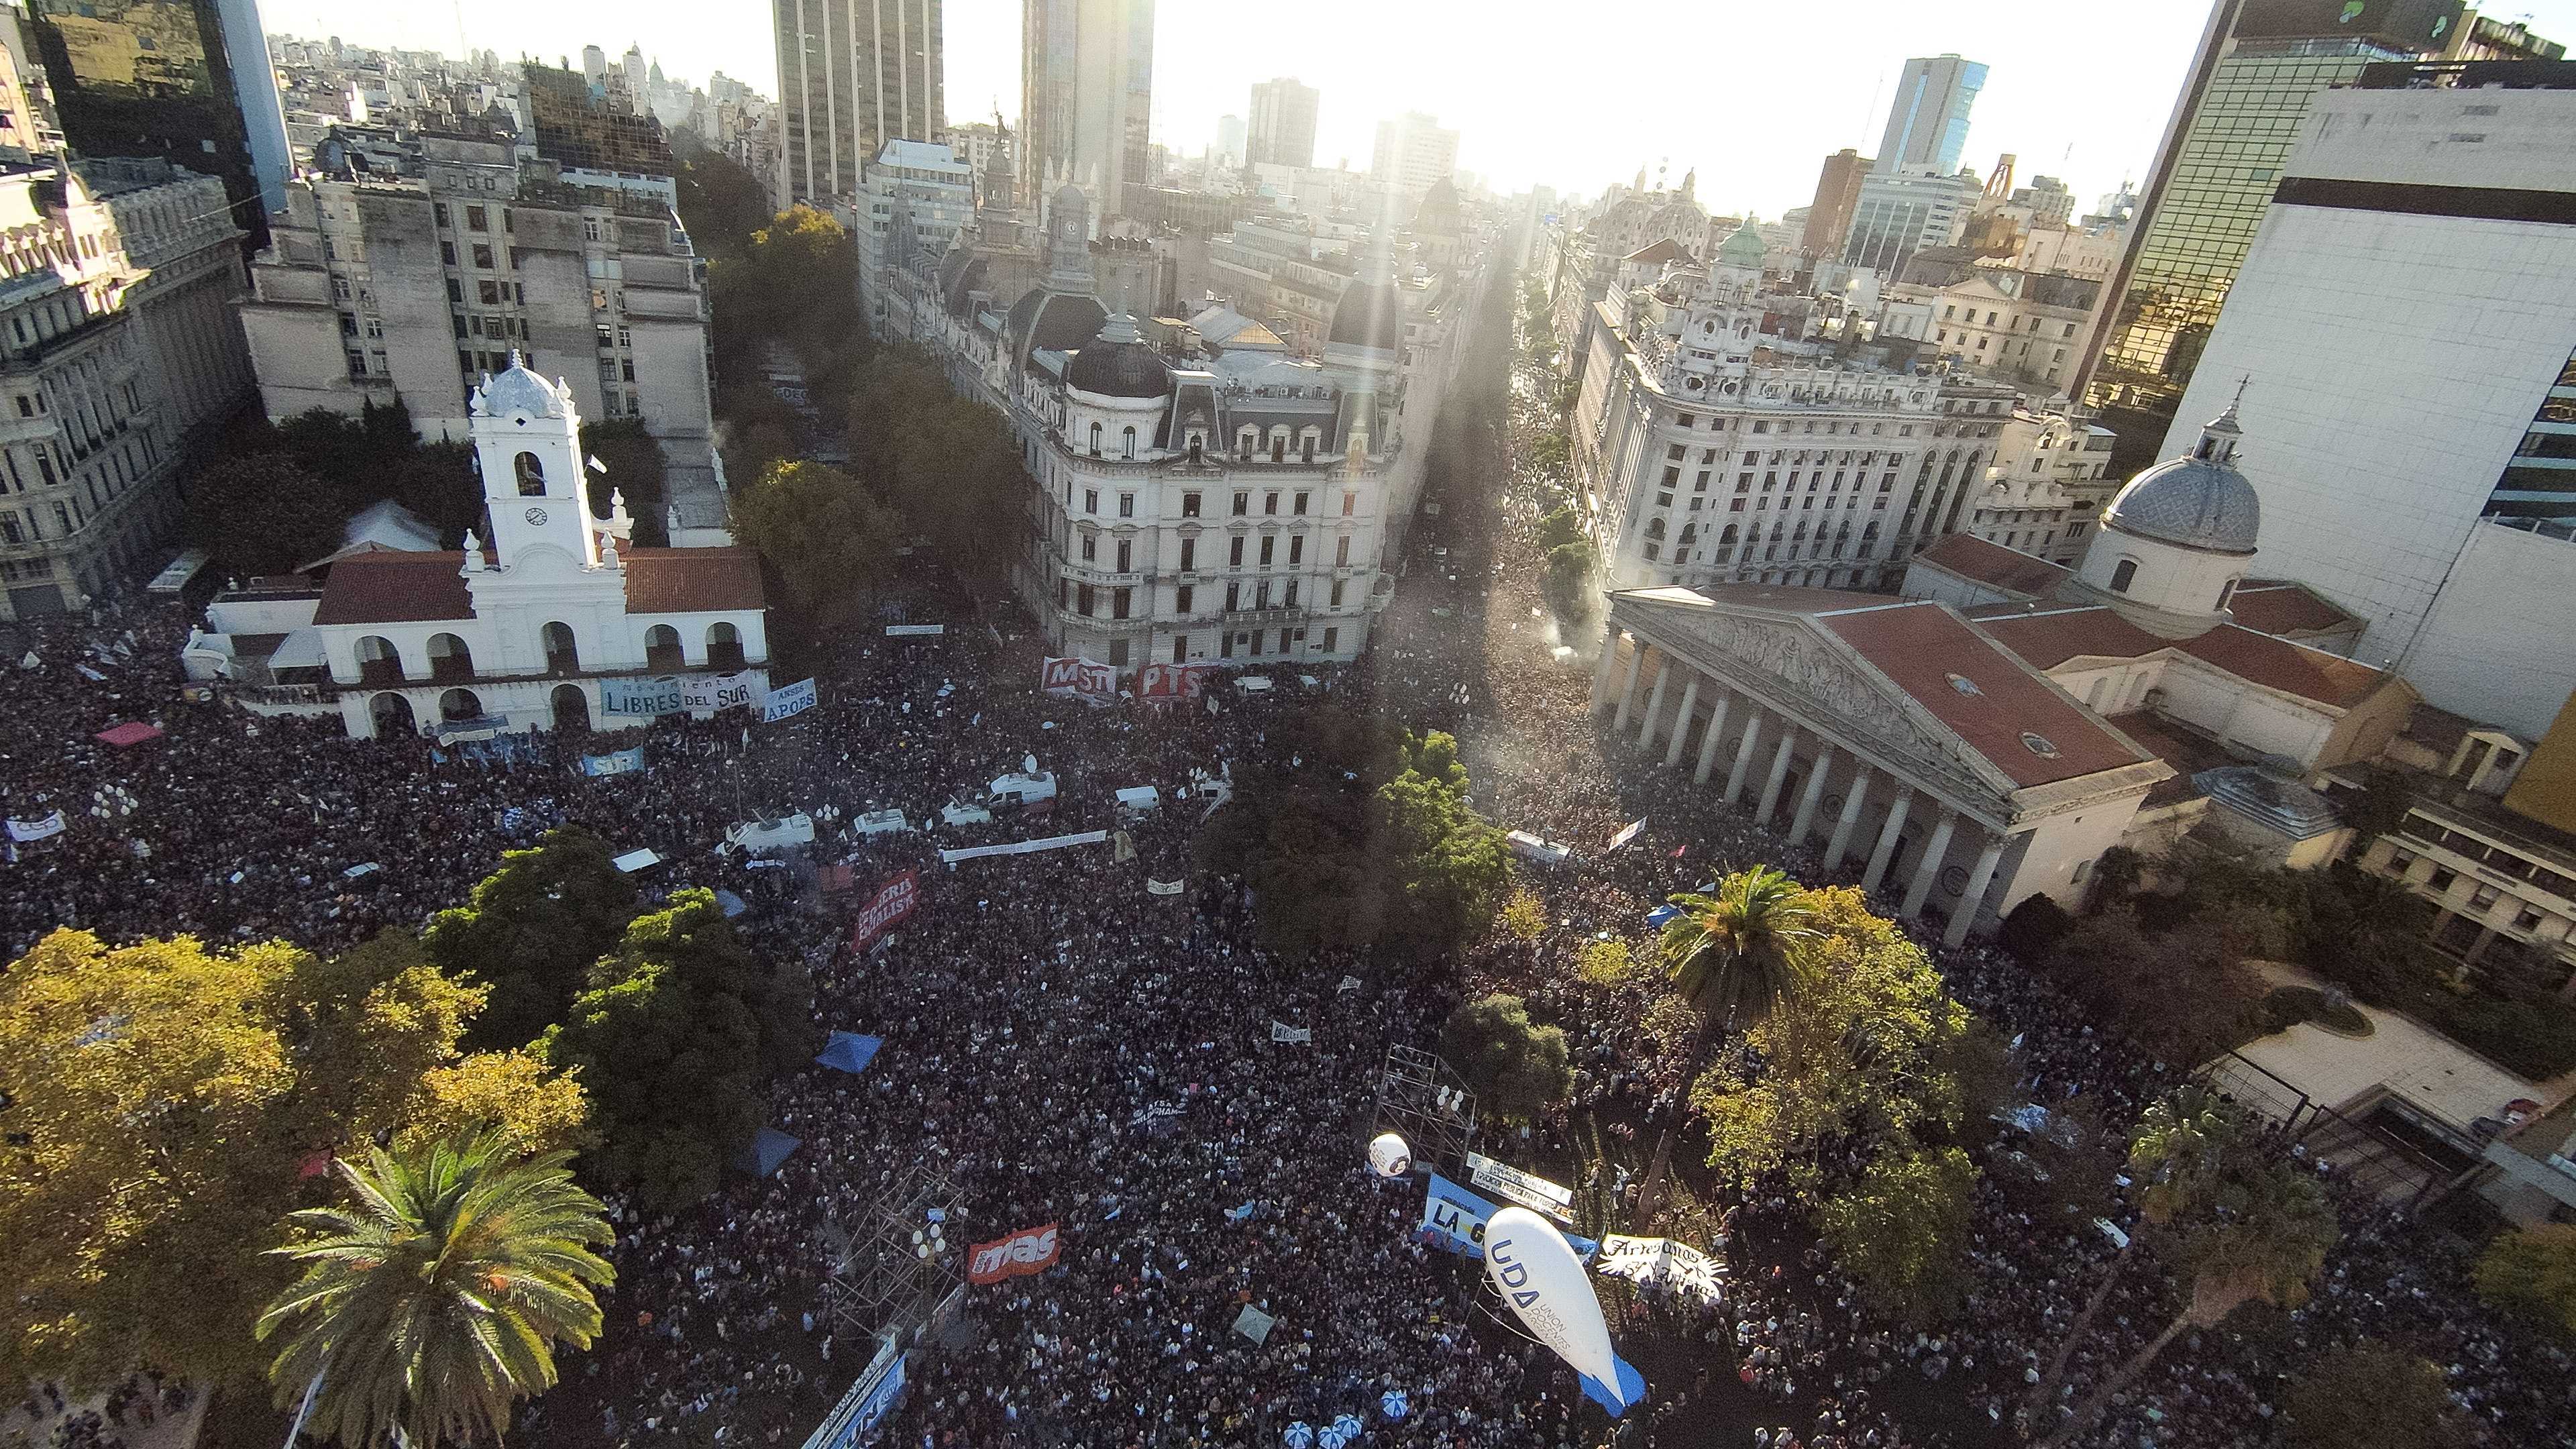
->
[600,672,767,717]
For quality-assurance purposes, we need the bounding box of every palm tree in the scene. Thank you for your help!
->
[2023,1086,2242,1419]
[2031,1152,2337,1449]
[1631,866,1819,1222]
[258,1131,614,1449]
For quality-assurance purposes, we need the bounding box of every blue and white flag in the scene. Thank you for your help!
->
[763,677,818,722]
[580,747,648,777]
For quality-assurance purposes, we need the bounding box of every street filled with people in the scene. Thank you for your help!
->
[4,309,2571,1449]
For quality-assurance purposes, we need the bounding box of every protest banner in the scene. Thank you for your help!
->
[937,829,1108,865]
[602,672,765,716]
[6,810,66,843]
[1607,818,1646,851]
[1038,655,1117,706]
[1146,877,1185,896]
[849,869,920,951]
[884,623,946,637]
[578,747,647,777]
[965,1223,1060,1284]
[763,678,818,722]
[1466,1150,1576,1221]
[1134,661,1213,703]
[1270,1022,1313,1044]
[1419,1173,1599,1263]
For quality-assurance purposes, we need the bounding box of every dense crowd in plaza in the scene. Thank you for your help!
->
[3,341,2569,1449]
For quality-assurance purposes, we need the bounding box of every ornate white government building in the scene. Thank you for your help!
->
[1573,228,2033,596]
[890,183,1494,671]
[191,358,769,739]
[1594,407,2417,945]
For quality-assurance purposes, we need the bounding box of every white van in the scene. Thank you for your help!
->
[1115,785,1161,813]
[853,809,912,837]
[989,771,1059,812]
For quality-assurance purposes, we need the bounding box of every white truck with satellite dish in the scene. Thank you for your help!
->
[987,755,1058,815]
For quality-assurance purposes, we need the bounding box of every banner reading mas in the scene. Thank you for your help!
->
[965,1223,1060,1284]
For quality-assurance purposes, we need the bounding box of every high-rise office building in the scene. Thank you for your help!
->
[21,0,290,246]
[2074,0,2471,436]
[1371,110,1457,198]
[1840,168,1979,275]
[1801,148,1868,259]
[1874,54,1986,175]
[1214,113,1244,167]
[1019,0,1154,217]
[773,0,945,206]
[1247,76,1318,169]
[2155,62,2576,736]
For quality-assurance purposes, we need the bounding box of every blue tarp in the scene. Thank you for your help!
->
[714,888,749,918]
[737,1126,800,1177]
[815,1030,883,1075]
[1644,905,1681,929]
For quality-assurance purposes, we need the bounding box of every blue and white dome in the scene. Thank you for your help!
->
[2100,405,2260,557]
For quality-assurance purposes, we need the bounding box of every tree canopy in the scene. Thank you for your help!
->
[2473,1224,2576,1339]
[422,826,640,1053]
[1440,994,1572,1124]
[581,419,669,547]
[183,453,349,578]
[259,1132,613,1449]
[0,928,585,1389]
[542,890,814,1209]
[727,459,906,631]
[2279,1342,2467,1449]
[843,346,1032,584]
[1818,1146,1980,1324]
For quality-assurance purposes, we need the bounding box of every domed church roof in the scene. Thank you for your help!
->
[2101,406,2261,557]
[1715,223,1768,270]
[1064,311,1171,399]
[1006,286,1110,372]
[1328,277,1407,354]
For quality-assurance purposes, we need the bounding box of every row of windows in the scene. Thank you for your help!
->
[1058,576,1352,618]
[1073,531,1358,573]
[1072,484,1358,521]
[1057,627,1343,669]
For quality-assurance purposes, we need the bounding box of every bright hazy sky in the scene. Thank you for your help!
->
[282,0,2576,215]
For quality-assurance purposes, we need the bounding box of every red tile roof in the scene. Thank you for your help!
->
[1821,602,2149,788]
[2225,582,2359,637]
[2178,625,2392,709]
[1913,533,2073,598]
[623,547,766,614]
[1977,606,2166,669]
[312,552,476,626]
[1625,582,1892,615]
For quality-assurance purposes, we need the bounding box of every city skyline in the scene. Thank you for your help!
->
[264,0,2576,213]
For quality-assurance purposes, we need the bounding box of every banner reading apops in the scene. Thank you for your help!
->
[849,869,920,951]
[965,1223,1060,1284]
[763,677,818,722]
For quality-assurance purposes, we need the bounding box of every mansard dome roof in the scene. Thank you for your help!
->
[474,354,568,418]
[1328,278,1407,353]
[1715,223,1767,270]
[1005,286,1109,370]
[1065,314,1171,399]
[2103,417,2261,557]
[1411,177,1462,234]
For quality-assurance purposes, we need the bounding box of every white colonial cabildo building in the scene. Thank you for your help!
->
[207,357,769,739]
[1594,406,2419,945]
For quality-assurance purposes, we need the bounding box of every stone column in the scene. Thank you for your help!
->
[1756,727,1798,823]
[1663,676,1700,769]
[1611,641,1645,734]
[1693,694,1732,784]
[1900,808,1959,920]
[1725,707,1766,804]
[1863,786,1913,894]
[1824,766,1872,873]
[1943,830,2011,949]
[1591,623,1622,707]
[1638,657,1672,751]
[1788,743,1836,845]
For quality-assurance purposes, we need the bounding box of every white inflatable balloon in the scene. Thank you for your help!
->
[1481,1206,1644,1415]
[1366,1132,1412,1177]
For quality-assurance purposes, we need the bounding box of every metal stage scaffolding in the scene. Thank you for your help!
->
[823,1166,967,1345]
[1372,1043,1479,1176]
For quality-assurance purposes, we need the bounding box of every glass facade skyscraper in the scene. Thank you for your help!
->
[1874,54,1986,176]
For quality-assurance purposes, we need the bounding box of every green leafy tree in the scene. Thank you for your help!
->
[1197,771,1385,957]
[1536,505,1585,552]
[1496,886,1548,943]
[184,453,350,576]
[2339,765,2418,846]
[2034,1150,2337,1449]
[1542,539,1596,621]
[1689,888,1991,1205]
[381,441,481,545]
[580,420,669,547]
[846,347,1032,584]
[1635,867,1818,1220]
[423,827,639,1053]
[1578,937,1636,985]
[2279,1342,2468,1449]
[542,890,814,1208]
[2473,1224,2576,1338]
[727,460,905,631]
[2039,909,2265,1065]
[0,930,586,1389]
[1440,994,1572,1124]
[673,148,775,262]
[1375,731,1513,957]
[258,1132,613,1449]
[1819,1146,1980,1324]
